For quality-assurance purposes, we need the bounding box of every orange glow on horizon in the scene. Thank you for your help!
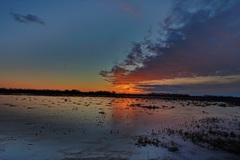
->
[111,83,144,94]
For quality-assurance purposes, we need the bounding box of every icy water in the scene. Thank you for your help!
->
[0,95,239,160]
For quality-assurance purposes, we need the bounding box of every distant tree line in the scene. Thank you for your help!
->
[0,88,119,97]
[0,88,239,105]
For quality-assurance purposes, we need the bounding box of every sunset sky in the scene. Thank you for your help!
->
[1,0,240,96]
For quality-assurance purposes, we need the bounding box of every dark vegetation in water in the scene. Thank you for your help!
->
[62,158,128,160]
[129,103,175,110]
[133,116,240,154]
[130,103,160,109]
[134,135,179,152]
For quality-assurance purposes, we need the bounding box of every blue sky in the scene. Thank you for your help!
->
[0,0,170,91]
[1,0,240,96]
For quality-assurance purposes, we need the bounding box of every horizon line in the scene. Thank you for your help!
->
[0,87,240,99]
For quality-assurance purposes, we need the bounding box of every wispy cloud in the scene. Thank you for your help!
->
[11,12,45,25]
[100,0,240,95]
[116,0,143,19]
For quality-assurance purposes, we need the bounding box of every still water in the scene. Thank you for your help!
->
[0,95,239,160]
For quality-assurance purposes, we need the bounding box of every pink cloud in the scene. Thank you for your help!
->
[116,0,143,19]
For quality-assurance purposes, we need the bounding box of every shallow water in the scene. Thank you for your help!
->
[0,95,239,160]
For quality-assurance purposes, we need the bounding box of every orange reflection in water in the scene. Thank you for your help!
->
[111,99,133,121]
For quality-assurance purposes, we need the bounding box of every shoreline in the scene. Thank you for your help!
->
[1,88,240,106]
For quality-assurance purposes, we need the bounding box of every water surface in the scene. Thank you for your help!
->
[0,95,239,160]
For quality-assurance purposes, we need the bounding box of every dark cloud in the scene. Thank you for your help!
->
[11,12,45,25]
[99,65,129,83]
[100,0,240,92]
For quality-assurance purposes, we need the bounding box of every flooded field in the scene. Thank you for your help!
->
[0,95,239,160]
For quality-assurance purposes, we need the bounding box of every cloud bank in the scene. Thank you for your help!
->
[100,0,240,95]
[11,12,45,25]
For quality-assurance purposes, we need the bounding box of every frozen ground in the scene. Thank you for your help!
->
[0,95,239,160]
